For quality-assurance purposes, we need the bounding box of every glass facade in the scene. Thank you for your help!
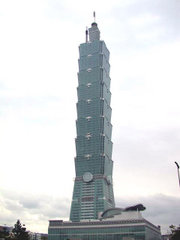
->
[70,22,115,222]
[48,220,161,240]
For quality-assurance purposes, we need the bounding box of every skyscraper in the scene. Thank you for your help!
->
[48,16,161,240]
[70,20,115,222]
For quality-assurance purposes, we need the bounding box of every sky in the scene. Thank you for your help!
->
[0,0,180,235]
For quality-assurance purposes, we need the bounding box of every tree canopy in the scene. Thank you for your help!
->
[11,220,29,240]
[169,225,180,240]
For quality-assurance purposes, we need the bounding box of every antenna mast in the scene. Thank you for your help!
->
[93,11,96,22]
[85,27,88,43]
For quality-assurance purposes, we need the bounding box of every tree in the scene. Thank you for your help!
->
[169,225,180,240]
[11,220,29,240]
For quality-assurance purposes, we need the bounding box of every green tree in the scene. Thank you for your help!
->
[11,220,29,240]
[169,225,180,240]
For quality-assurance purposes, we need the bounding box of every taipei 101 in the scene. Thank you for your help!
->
[0,2,180,240]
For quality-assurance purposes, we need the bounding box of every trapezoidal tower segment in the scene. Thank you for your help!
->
[70,21,115,222]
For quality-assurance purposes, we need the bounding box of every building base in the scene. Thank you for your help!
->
[48,211,161,240]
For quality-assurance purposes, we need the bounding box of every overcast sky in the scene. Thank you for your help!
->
[0,0,180,235]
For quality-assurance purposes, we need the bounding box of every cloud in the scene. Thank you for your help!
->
[0,189,70,232]
[0,95,64,125]
[1,189,179,234]
[107,0,180,53]
[116,194,180,234]
[113,127,180,197]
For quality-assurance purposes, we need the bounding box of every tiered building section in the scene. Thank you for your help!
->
[70,22,115,222]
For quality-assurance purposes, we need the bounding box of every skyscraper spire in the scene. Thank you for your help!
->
[85,27,88,43]
[89,12,100,42]
[93,11,96,22]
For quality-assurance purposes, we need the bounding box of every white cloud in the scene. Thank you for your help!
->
[116,194,180,234]
[0,189,70,232]
[1,190,179,234]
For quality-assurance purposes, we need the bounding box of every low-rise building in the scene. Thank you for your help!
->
[48,209,161,240]
[29,232,48,240]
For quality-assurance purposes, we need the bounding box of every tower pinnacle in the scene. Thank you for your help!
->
[89,12,100,42]
[93,11,96,22]
[85,27,88,43]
